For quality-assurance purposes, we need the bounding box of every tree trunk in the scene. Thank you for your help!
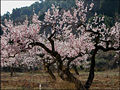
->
[43,59,46,71]
[63,69,85,90]
[84,59,95,89]
[56,55,85,90]
[10,67,13,77]
[72,64,79,75]
[46,65,56,80]
[84,49,98,89]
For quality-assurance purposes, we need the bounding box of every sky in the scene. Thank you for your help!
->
[1,0,41,16]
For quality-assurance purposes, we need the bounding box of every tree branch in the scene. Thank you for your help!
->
[66,52,83,70]
[48,31,56,51]
[97,45,120,52]
[29,42,52,53]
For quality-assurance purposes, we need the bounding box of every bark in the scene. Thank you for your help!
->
[84,44,120,89]
[29,41,85,89]
[72,64,79,75]
[10,66,14,77]
[63,69,85,90]
[42,59,47,71]
[84,58,95,89]
[46,65,56,80]
[41,58,56,80]
[57,56,85,90]
[84,49,98,90]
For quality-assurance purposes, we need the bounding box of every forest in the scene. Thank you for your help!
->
[1,0,120,89]
[1,0,120,23]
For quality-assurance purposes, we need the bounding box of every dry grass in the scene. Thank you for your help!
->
[1,70,119,90]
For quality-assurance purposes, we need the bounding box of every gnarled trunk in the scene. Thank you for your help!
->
[57,57,85,90]
[63,69,85,90]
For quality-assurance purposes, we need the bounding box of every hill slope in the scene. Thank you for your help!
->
[1,0,119,23]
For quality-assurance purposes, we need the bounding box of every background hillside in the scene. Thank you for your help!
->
[1,0,120,24]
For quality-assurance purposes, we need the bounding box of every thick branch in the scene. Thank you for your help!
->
[46,59,56,67]
[86,29,99,35]
[48,31,56,51]
[8,53,17,58]
[29,42,53,55]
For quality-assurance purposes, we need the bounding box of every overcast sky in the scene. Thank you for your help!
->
[1,0,40,16]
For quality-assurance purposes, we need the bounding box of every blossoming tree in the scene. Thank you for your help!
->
[1,18,42,76]
[1,0,120,89]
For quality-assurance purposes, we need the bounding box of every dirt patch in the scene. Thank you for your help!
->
[1,71,119,89]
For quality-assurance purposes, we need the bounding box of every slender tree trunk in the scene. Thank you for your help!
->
[84,49,98,89]
[43,59,46,71]
[10,66,13,77]
[46,65,56,80]
[84,58,95,89]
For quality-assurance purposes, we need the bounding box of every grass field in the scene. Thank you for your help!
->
[1,70,119,90]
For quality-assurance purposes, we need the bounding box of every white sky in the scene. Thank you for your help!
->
[1,0,40,16]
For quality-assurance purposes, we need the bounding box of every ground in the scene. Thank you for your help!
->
[1,70,119,90]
